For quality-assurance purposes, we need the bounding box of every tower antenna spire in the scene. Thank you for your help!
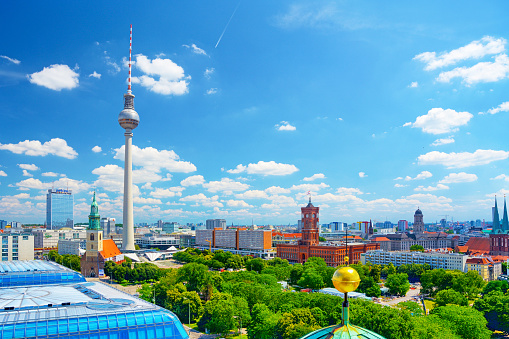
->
[128,24,132,94]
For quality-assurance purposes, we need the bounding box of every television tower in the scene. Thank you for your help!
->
[118,24,138,251]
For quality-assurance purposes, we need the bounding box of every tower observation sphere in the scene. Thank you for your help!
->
[118,93,139,131]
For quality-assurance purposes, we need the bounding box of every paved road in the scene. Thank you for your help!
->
[378,286,421,306]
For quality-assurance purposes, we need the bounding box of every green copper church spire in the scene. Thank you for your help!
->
[502,196,509,233]
[88,192,101,230]
[492,196,501,233]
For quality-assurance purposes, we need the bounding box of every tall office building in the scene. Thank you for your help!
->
[397,220,408,232]
[206,219,226,230]
[46,189,73,229]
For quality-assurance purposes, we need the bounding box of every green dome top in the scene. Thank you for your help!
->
[301,323,386,339]
[88,192,101,230]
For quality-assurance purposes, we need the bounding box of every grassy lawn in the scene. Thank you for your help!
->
[423,299,435,313]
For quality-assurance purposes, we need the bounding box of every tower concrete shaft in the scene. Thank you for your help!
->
[122,130,135,251]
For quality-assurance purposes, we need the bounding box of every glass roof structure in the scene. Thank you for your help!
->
[0,261,189,339]
[0,260,85,287]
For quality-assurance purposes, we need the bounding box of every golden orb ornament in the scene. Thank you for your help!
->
[332,266,360,293]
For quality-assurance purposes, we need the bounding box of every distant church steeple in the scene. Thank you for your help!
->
[493,196,501,233]
[502,196,509,232]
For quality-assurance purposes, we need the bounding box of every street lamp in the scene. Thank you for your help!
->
[234,315,242,338]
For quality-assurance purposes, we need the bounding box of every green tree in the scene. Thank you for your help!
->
[385,273,410,296]
[482,280,508,295]
[410,244,425,252]
[137,283,154,303]
[245,258,266,273]
[412,315,461,339]
[198,293,250,335]
[434,289,468,307]
[502,262,507,274]
[397,301,423,316]
[276,308,320,339]
[289,264,304,285]
[297,268,324,290]
[318,236,326,242]
[357,276,381,297]
[451,270,485,298]
[474,291,509,333]
[431,305,491,339]
[247,303,281,339]
[177,262,209,292]
[369,264,382,283]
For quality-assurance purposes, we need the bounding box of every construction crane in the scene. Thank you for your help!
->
[205,239,212,252]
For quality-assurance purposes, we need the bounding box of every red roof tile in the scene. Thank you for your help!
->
[100,239,122,259]
[465,237,490,254]
[371,237,390,242]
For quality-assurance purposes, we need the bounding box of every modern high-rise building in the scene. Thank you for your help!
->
[100,217,115,237]
[206,219,226,230]
[162,222,177,233]
[46,188,73,229]
[397,220,408,232]
[119,25,139,251]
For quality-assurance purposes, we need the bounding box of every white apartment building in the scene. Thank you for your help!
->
[58,239,86,256]
[33,229,86,250]
[1,234,34,261]
[361,250,468,272]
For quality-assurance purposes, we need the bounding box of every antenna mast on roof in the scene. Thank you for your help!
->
[128,24,132,94]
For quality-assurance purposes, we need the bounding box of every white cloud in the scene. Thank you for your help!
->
[17,164,39,171]
[133,197,162,205]
[227,161,298,176]
[204,68,215,79]
[394,183,407,188]
[493,174,509,182]
[235,190,268,199]
[437,54,509,85]
[180,193,223,208]
[303,173,326,181]
[181,175,205,187]
[132,54,189,96]
[226,200,252,208]
[276,121,296,131]
[396,171,433,181]
[483,101,509,115]
[439,172,478,184]
[114,145,196,173]
[0,55,20,64]
[336,187,363,195]
[183,44,207,56]
[336,117,343,121]
[22,170,33,177]
[206,88,217,95]
[160,174,173,182]
[409,108,473,134]
[203,178,249,193]
[290,183,329,192]
[431,137,455,147]
[91,165,140,195]
[0,138,78,159]
[359,172,367,178]
[141,182,152,190]
[42,172,59,177]
[414,36,506,71]
[409,82,418,88]
[149,188,182,199]
[28,64,79,90]
[414,184,449,192]
[15,177,90,193]
[418,150,509,168]
[92,146,102,153]
[89,71,101,79]
[265,186,291,195]
[0,170,6,177]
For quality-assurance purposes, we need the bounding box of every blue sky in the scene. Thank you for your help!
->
[1,1,509,225]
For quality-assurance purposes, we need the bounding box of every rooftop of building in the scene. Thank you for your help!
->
[100,239,123,260]
[0,261,85,287]
[370,237,390,242]
[464,237,490,253]
[0,260,188,339]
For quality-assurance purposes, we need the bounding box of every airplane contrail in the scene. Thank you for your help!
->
[215,1,241,48]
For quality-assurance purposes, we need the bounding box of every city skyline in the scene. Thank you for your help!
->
[1,1,509,224]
